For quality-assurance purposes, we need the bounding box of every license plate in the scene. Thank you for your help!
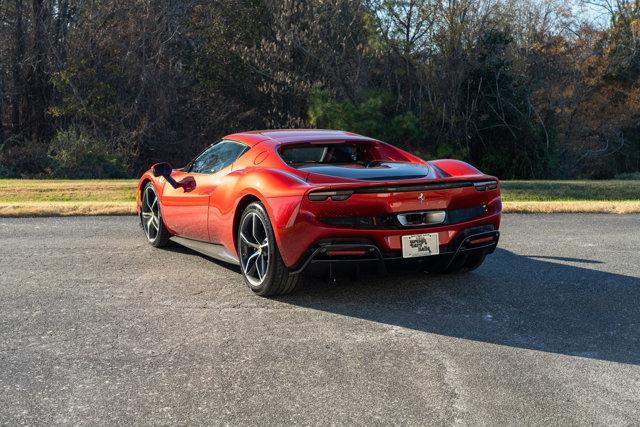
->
[401,233,440,258]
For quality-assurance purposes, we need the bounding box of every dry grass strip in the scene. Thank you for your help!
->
[503,201,640,214]
[0,202,136,217]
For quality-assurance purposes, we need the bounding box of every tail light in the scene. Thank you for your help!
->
[473,181,498,191]
[308,190,354,201]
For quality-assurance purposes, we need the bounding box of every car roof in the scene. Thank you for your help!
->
[224,129,378,147]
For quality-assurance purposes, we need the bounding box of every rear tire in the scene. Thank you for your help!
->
[237,202,301,296]
[141,182,171,248]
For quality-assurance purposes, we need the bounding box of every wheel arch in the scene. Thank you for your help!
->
[232,194,262,254]
[226,168,309,258]
[139,177,152,195]
[137,178,153,217]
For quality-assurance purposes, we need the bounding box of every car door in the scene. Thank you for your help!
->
[161,140,248,241]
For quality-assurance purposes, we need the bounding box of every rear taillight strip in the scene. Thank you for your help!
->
[308,190,354,201]
[351,181,474,194]
[473,181,498,191]
[309,180,498,199]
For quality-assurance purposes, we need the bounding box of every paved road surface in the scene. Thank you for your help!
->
[1,214,639,424]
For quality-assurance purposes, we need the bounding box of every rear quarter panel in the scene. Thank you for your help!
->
[429,159,486,178]
[211,163,311,258]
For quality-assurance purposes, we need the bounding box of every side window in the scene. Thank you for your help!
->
[190,140,248,174]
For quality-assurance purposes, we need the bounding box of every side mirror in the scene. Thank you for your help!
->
[152,162,173,178]
[151,162,180,189]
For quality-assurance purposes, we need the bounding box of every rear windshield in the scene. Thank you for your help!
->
[280,143,375,166]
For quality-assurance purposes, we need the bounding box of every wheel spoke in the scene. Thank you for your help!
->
[252,213,260,243]
[256,256,264,281]
[259,253,269,281]
[145,189,154,210]
[147,221,155,238]
[246,250,259,264]
[245,251,259,275]
[142,212,152,218]
[241,232,259,248]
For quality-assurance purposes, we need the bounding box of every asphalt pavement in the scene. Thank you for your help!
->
[1,214,639,424]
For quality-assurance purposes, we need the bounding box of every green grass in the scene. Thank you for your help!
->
[500,180,640,202]
[0,179,137,203]
[0,179,638,204]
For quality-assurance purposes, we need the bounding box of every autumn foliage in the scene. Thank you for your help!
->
[0,0,639,179]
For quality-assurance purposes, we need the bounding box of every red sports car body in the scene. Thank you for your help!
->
[137,130,501,296]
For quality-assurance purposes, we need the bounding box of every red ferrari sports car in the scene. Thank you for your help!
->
[137,129,501,296]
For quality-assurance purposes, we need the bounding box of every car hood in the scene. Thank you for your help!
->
[300,162,436,182]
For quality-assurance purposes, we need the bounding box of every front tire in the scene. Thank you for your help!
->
[237,202,301,296]
[141,182,171,248]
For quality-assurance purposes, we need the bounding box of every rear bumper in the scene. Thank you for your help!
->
[267,185,502,268]
[290,226,500,274]
[274,205,501,268]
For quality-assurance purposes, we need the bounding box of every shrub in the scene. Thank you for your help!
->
[48,127,128,179]
[0,135,53,178]
[615,172,640,180]
[308,88,427,148]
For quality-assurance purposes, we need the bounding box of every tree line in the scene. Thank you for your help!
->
[0,0,639,179]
